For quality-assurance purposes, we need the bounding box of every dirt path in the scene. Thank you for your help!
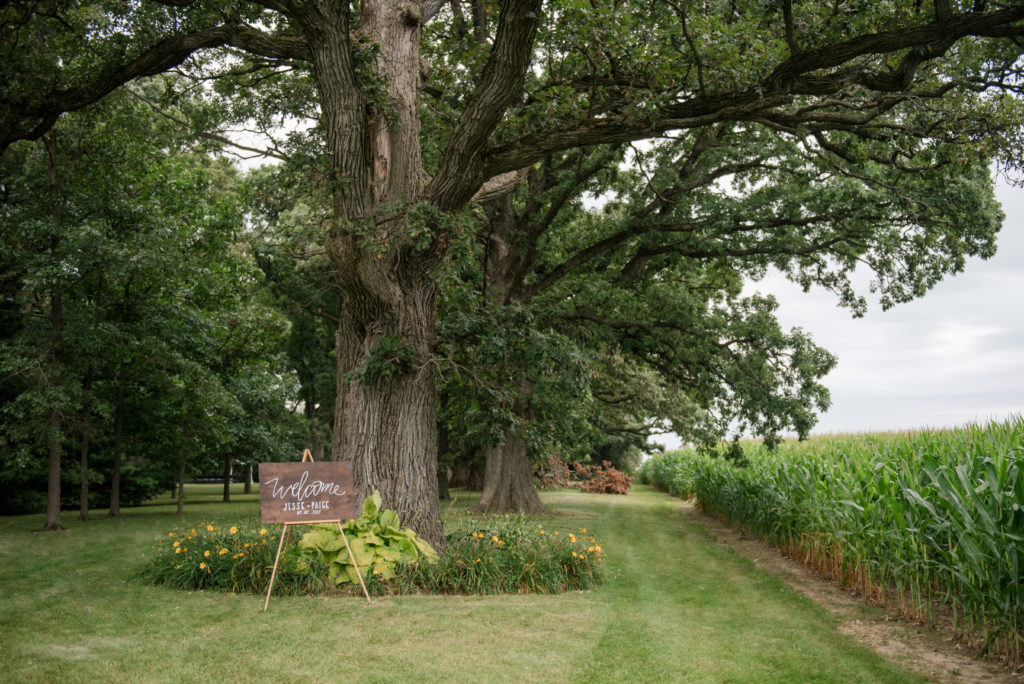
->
[676,501,1022,684]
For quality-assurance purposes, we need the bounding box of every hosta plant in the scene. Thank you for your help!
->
[294,491,438,585]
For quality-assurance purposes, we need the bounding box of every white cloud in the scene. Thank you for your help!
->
[755,178,1024,435]
[650,176,1024,449]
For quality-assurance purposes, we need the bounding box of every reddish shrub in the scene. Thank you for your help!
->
[537,456,573,489]
[572,461,634,495]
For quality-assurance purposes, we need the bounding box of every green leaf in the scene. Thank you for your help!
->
[362,490,382,519]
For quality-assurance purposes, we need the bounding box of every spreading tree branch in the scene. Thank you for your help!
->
[1,23,309,152]
[427,0,543,210]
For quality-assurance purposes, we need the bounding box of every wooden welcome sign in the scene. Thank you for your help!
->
[258,450,369,609]
[258,461,359,524]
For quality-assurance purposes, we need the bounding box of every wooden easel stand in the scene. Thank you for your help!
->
[263,450,371,610]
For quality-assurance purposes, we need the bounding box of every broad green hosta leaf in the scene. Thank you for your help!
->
[294,491,438,586]
[379,509,400,529]
[300,527,346,554]
[362,491,382,519]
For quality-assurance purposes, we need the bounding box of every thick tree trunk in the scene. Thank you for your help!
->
[109,361,125,516]
[449,457,485,490]
[474,195,549,514]
[474,384,548,514]
[332,280,443,545]
[437,469,450,500]
[243,464,253,495]
[305,1,444,546]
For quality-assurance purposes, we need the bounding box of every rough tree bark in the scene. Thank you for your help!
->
[473,192,548,514]
[297,0,445,545]
[475,381,547,513]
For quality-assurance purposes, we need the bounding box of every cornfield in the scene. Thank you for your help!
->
[640,417,1024,668]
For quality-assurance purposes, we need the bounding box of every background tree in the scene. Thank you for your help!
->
[0,87,296,523]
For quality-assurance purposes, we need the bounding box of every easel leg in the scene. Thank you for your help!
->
[337,522,371,603]
[263,524,292,611]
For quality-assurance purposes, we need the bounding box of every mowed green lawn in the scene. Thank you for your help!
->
[0,485,927,683]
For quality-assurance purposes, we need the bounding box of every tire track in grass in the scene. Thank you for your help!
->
[560,487,929,683]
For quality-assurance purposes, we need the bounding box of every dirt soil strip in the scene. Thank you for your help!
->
[676,501,1023,684]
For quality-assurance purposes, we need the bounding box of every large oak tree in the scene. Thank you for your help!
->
[4,0,1024,542]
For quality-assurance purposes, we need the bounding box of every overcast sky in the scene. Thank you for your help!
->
[701,177,1024,443]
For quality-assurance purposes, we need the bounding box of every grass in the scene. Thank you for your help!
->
[0,484,928,683]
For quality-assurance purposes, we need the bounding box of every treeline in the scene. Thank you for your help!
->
[0,91,300,522]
